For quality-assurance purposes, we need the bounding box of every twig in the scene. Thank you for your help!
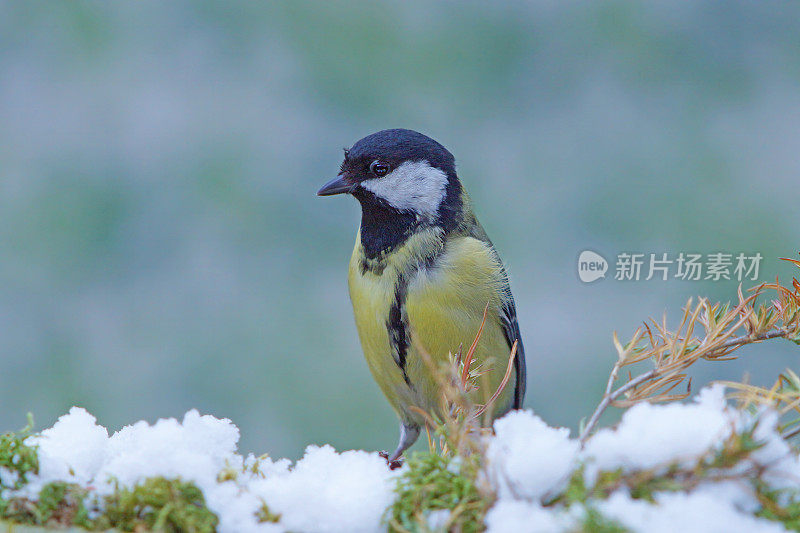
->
[579,324,796,444]
[579,369,657,444]
[782,425,800,440]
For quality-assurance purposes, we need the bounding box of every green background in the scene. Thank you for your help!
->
[0,1,798,458]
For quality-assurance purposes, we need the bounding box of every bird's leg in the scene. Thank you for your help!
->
[387,423,420,462]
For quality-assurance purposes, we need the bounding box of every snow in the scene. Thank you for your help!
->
[426,509,452,530]
[747,410,800,491]
[582,385,735,476]
[0,466,19,488]
[4,385,799,532]
[96,409,239,493]
[16,409,396,533]
[482,384,797,533]
[248,445,397,533]
[484,500,572,533]
[486,410,579,501]
[598,491,786,533]
[27,407,109,486]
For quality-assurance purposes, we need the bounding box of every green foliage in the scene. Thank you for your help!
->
[556,466,591,505]
[544,470,629,532]
[706,425,764,469]
[0,482,90,528]
[755,483,800,531]
[573,507,628,533]
[549,466,625,506]
[92,477,218,533]
[0,418,93,528]
[553,423,768,512]
[2,477,218,532]
[0,416,219,531]
[0,414,39,490]
[388,451,490,533]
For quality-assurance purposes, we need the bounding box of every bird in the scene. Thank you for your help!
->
[317,129,526,461]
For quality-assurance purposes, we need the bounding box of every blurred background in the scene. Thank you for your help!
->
[1,1,799,458]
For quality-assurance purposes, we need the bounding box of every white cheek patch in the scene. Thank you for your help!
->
[360,160,448,220]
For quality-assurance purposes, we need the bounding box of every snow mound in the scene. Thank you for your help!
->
[483,384,798,533]
[599,491,786,533]
[16,408,396,532]
[28,407,109,486]
[249,445,396,533]
[486,410,578,501]
[3,384,798,532]
[583,385,734,474]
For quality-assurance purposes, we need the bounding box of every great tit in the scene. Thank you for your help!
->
[318,129,526,461]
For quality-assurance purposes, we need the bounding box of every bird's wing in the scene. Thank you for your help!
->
[467,219,527,409]
[499,291,526,409]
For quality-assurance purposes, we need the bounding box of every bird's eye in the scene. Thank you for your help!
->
[370,160,390,177]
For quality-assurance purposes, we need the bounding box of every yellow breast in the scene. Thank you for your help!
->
[348,229,517,426]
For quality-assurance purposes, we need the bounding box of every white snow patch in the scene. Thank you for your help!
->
[484,500,573,533]
[5,385,800,532]
[248,445,396,533]
[426,508,452,530]
[748,410,800,491]
[583,384,734,477]
[0,466,19,488]
[95,409,239,492]
[486,410,579,501]
[10,408,395,532]
[482,385,800,532]
[26,407,109,486]
[598,490,786,533]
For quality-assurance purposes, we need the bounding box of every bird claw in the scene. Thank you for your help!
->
[379,451,404,470]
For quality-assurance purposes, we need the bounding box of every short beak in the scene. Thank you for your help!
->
[317,175,354,197]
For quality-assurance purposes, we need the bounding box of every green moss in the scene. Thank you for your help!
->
[0,418,218,532]
[555,466,590,505]
[2,477,218,532]
[574,507,629,533]
[388,451,490,533]
[548,466,624,506]
[92,477,218,533]
[0,482,90,528]
[0,414,39,490]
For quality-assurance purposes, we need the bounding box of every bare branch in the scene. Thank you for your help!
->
[579,261,800,445]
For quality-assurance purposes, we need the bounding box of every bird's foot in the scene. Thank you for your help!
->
[378,451,404,470]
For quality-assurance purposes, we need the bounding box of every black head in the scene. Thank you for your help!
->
[345,128,456,179]
[317,129,461,224]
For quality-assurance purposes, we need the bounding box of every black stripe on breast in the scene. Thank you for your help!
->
[385,245,444,390]
[387,275,413,388]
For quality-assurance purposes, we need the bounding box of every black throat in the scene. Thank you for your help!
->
[352,188,420,261]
